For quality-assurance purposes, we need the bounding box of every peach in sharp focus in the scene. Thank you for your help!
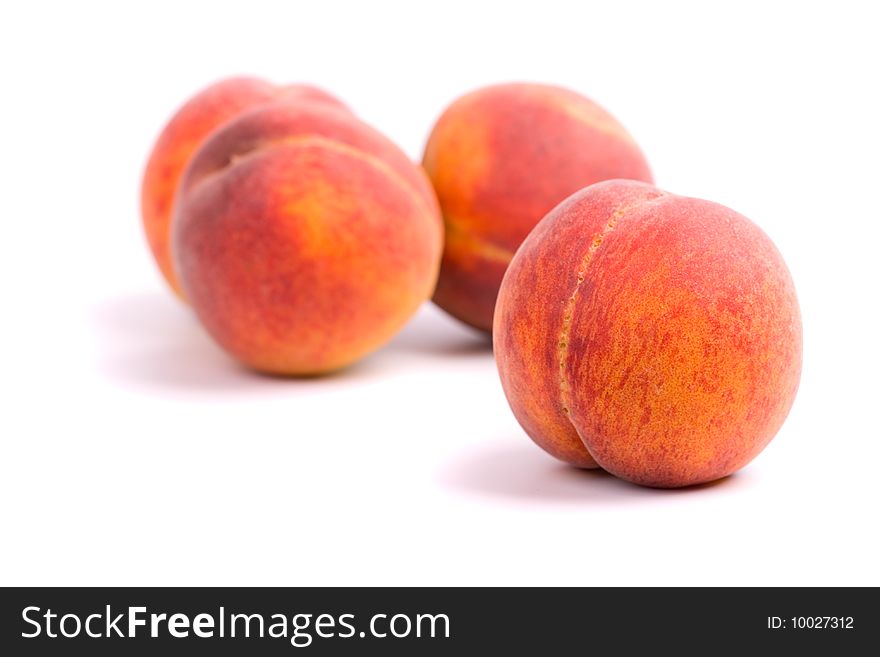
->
[493,180,802,487]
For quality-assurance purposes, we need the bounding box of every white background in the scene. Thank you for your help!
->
[1,0,878,586]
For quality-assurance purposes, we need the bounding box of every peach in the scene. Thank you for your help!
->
[141,76,347,296]
[172,104,442,375]
[423,83,653,331]
[494,180,802,487]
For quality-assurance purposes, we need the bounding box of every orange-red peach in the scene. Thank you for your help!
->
[141,76,347,296]
[423,83,653,331]
[172,103,442,375]
[494,180,802,488]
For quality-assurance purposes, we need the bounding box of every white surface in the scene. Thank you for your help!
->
[1,0,878,586]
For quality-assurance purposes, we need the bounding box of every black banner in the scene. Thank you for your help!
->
[0,587,875,654]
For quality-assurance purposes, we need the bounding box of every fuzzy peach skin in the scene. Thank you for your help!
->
[181,101,439,218]
[172,119,442,375]
[494,180,802,487]
[423,83,653,332]
[141,76,347,296]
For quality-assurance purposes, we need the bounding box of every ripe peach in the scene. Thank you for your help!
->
[172,105,442,375]
[141,76,347,296]
[494,180,802,487]
[423,83,653,331]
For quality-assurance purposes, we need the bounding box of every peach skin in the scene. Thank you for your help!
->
[423,83,653,331]
[172,114,442,376]
[180,101,439,217]
[494,180,802,487]
[141,76,347,296]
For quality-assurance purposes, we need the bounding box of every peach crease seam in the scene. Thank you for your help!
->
[556,198,657,420]
[188,134,437,220]
[442,217,517,263]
